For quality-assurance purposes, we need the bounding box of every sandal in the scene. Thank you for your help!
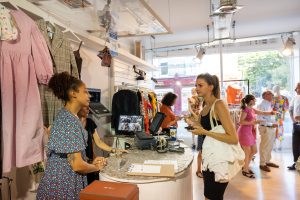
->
[196,171,203,178]
[242,171,255,179]
[243,168,254,175]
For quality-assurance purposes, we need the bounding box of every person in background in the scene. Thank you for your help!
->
[188,73,239,200]
[160,92,182,133]
[188,88,202,149]
[257,91,279,172]
[238,94,274,178]
[187,88,204,178]
[78,106,128,184]
[288,83,300,170]
[37,72,106,199]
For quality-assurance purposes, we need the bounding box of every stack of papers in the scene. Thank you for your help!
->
[128,164,161,174]
[144,160,178,171]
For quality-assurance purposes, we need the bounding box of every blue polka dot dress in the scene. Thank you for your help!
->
[37,108,88,200]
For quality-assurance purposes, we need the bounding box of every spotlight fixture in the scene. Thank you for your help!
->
[151,77,158,83]
[282,37,296,57]
[196,47,206,61]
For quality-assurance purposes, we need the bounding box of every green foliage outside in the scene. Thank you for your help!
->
[238,51,289,96]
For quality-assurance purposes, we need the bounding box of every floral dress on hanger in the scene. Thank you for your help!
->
[273,95,289,141]
[0,4,18,41]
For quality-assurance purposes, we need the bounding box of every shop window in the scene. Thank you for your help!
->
[160,62,168,75]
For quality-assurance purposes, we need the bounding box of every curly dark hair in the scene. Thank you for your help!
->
[161,92,177,107]
[48,72,83,102]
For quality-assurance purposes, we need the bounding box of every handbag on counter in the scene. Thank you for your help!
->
[97,46,112,67]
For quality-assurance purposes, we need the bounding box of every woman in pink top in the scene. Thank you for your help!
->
[238,95,274,178]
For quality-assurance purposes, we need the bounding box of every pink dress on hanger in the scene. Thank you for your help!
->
[0,10,53,173]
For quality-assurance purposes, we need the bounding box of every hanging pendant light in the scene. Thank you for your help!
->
[213,0,242,14]
[210,0,241,40]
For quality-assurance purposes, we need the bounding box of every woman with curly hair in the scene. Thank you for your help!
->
[37,72,106,199]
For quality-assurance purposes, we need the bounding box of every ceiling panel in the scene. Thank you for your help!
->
[28,0,170,37]
[145,0,300,47]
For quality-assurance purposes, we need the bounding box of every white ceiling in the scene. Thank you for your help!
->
[26,0,300,50]
[144,0,300,48]
[29,0,170,37]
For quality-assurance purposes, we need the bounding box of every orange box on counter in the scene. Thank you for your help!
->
[80,181,139,200]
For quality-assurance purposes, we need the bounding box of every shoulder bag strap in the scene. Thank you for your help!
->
[209,99,222,129]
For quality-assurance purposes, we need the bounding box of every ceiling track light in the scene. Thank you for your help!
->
[195,46,206,61]
[195,24,210,61]
[282,36,296,57]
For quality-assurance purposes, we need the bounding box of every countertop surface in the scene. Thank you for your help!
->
[100,142,194,183]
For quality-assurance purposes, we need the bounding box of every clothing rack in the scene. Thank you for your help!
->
[115,82,154,93]
[221,79,250,94]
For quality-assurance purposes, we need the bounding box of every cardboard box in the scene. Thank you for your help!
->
[80,181,139,200]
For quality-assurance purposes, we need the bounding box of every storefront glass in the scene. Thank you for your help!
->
[153,50,293,134]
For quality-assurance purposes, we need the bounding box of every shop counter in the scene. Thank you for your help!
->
[99,145,194,200]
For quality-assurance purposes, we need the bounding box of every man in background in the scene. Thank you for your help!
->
[288,83,300,170]
[257,91,279,172]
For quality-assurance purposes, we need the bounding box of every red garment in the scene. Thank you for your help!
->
[160,104,177,129]
[143,97,150,133]
[226,85,243,105]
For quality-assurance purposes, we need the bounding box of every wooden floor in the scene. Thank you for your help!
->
[10,121,300,200]
[191,150,300,200]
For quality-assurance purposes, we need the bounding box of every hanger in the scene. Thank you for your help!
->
[0,0,19,10]
[62,27,84,44]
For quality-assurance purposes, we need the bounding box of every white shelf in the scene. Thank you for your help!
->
[4,0,157,72]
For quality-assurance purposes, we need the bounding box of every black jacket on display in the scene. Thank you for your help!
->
[111,90,140,133]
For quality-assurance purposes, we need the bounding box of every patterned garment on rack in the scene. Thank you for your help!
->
[143,96,150,133]
[0,4,18,41]
[229,109,241,130]
[273,95,289,141]
[36,19,79,127]
[149,92,158,117]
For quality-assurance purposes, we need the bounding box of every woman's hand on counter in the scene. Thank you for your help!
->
[92,157,107,171]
